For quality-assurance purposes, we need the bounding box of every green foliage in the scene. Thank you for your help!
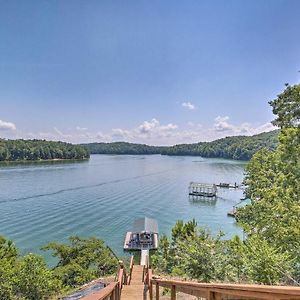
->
[83,141,163,155]
[42,236,118,287]
[0,257,16,300]
[238,127,300,280]
[237,82,300,282]
[171,219,197,245]
[0,235,118,299]
[0,139,89,161]
[0,237,18,300]
[15,254,60,300]
[152,221,293,284]
[0,237,60,300]
[0,236,18,260]
[241,235,293,284]
[176,228,234,282]
[82,130,279,161]
[269,83,300,128]
[161,130,279,160]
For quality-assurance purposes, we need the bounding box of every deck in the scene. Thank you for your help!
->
[124,231,158,250]
[124,217,159,251]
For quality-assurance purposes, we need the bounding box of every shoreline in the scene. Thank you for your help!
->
[0,157,90,164]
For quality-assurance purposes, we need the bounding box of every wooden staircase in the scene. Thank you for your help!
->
[81,254,300,300]
[121,265,145,300]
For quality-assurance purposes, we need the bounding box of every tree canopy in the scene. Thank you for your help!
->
[42,236,118,287]
[0,235,118,299]
[152,220,293,284]
[237,82,300,282]
[82,130,279,161]
[0,139,89,161]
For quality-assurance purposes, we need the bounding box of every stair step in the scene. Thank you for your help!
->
[122,265,145,300]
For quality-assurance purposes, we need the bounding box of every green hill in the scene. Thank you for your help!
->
[0,139,90,161]
[82,130,279,161]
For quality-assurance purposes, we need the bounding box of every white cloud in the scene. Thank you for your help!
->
[0,119,16,131]
[182,102,196,110]
[0,117,276,145]
[138,118,160,134]
[53,127,72,138]
[134,118,178,141]
[252,122,275,134]
[213,116,275,136]
[111,128,132,139]
[95,131,111,141]
[214,116,235,132]
[76,126,88,131]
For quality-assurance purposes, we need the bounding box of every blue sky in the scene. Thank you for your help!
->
[0,0,300,145]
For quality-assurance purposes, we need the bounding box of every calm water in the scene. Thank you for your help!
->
[0,155,246,263]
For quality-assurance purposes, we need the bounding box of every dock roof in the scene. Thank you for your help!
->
[132,217,159,234]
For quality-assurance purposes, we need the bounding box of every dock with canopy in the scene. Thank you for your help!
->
[124,217,159,251]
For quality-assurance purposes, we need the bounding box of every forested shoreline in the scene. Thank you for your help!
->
[0,130,278,163]
[0,139,90,161]
[82,130,279,161]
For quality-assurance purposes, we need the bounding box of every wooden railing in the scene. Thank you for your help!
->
[127,255,134,285]
[150,278,300,300]
[81,258,132,300]
[82,281,120,300]
[143,255,154,300]
[142,254,150,283]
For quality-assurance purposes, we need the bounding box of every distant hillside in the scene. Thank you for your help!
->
[161,130,279,160]
[83,141,164,155]
[0,139,90,161]
[82,130,279,160]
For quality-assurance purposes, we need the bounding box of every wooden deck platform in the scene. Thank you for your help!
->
[124,231,158,250]
[216,182,239,188]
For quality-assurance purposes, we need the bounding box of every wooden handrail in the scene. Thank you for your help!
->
[118,268,124,289]
[81,282,119,300]
[81,258,132,300]
[150,278,300,300]
[142,255,149,283]
[143,255,153,300]
[127,255,134,285]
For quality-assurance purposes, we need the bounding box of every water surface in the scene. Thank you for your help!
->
[0,155,246,262]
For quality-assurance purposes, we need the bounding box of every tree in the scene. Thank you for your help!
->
[42,236,118,287]
[238,82,300,282]
[15,254,60,300]
[0,236,18,260]
[0,139,90,161]
[241,235,293,284]
[269,83,300,128]
[0,258,16,300]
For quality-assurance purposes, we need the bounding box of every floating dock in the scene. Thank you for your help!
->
[124,217,159,251]
[189,182,217,197]
[216,182,239,189]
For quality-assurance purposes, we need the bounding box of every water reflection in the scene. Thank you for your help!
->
[189,195,217,206]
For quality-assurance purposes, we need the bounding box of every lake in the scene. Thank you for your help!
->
[0,154,246,263]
